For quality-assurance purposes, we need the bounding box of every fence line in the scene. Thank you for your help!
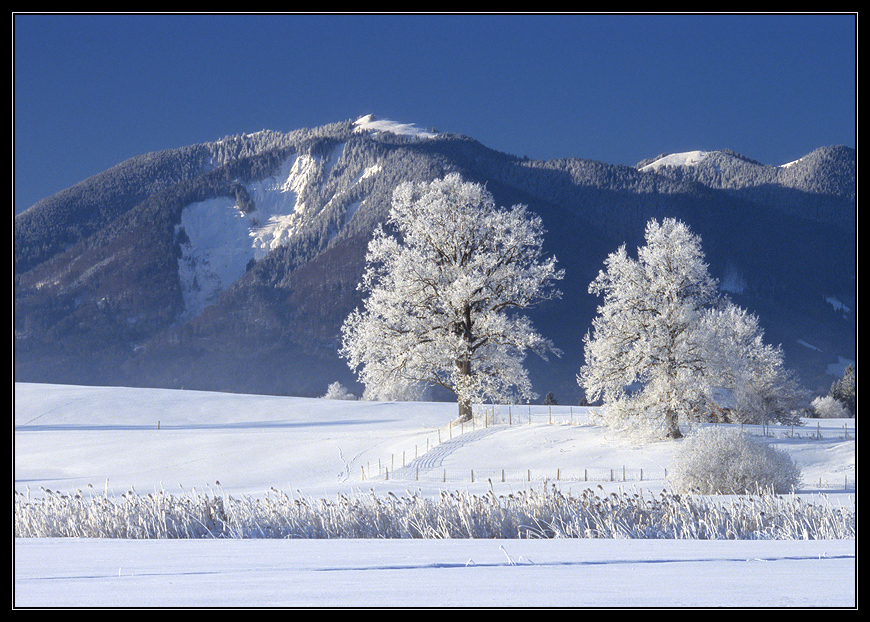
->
[361,465,857,491]
[376,465,658,484]
[735,420,855,441]
[356,405,855,490]
[437,406,856,439]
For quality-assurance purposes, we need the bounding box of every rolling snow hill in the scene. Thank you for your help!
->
[14,382,855,501]
[13,382,856,607]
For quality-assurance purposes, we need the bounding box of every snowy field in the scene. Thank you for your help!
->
[14,382,856,608]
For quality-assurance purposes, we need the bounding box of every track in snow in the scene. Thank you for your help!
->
[387,425,503,481]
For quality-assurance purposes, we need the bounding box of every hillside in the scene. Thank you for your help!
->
[13,116,856,401]
[12,383,857,607]
[14,382,856,502]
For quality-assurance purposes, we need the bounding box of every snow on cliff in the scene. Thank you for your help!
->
[175,116,434,320]
[176,150,341,321]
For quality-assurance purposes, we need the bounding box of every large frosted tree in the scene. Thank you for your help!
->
[578,218,720,438]
[578,217,807,438]
[340,173,563,421]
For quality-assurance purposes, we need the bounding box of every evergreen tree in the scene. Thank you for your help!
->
[829,364,856,417]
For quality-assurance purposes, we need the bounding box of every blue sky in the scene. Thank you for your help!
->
[13,13,856,213]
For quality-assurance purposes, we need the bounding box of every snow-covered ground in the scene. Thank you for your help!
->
[14,382,856,608]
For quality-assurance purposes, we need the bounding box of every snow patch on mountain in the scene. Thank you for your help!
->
[780,155,806,168]
[825,295,851,320]
[353,114,437,139]
[176,147,346,320]
[639,150,710,172]
[176,197,252,322]
[797,339,822,352]
[247,153,320,255]
[827,355,854,378]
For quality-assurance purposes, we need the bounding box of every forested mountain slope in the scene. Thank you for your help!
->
[14,116,855,400]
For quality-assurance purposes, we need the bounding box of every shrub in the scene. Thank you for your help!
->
[669,426,801,494]
[811,395,850,419]
[322,381,357,400]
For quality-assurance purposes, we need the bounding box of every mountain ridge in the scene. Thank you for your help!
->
[14,116,856,402]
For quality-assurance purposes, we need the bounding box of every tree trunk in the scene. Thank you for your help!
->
[456,351,473,422]
[665,409,682,438]
[664,363,682,438]
[457,397,473,423]
[455,304,474,423]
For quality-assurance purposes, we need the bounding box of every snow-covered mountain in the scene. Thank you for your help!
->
[173,117,440,321]
[14,115,856,400]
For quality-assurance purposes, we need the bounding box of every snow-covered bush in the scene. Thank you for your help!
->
[669,426,801,494]
[811,395,849,419]
[322,382,357,400]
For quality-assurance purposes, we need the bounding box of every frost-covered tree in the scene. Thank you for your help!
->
[700,303,808,425]
[812,395,850,418]
[340,173,563,421]
[578,218,718,438]
[578,218,807,438]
